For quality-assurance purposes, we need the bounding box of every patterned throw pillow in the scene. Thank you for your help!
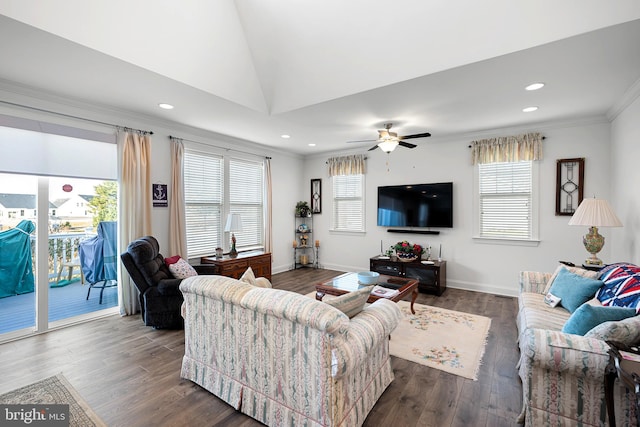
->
[323,285,374,318]
[548,267,603,313]
[543,264,599,295]
[168,257,198,279]
[596,263,640,312]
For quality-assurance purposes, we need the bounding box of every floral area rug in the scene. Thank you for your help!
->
[0,374,106,426]
[390,300,491,380]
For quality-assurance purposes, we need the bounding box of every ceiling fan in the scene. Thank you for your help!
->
[347,123,431,153]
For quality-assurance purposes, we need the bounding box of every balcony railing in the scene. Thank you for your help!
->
[30,232,96,284]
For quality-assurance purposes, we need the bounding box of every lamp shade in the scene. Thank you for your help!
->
[224,213,243,232]
[377,140,398,153]
[568,198,622,227]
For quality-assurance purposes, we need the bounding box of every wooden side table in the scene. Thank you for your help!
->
[199,251,271,281]
[605,340,640,427]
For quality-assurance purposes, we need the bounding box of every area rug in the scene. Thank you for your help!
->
[0,374,106,427]
[390,300,491,380]
[306,292,492,380]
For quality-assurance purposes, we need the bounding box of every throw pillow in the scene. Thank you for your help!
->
[585,315,640,345]
[596,263,640,312]
[164,254,181,266]
[543,264,599,294]
[562,304,636,336]
[239,267,257,286]
[548,267,603,313]
[168,257,198,279]
[323,285,374,318]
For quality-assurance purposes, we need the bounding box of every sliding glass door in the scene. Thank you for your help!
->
[0,119,118,341]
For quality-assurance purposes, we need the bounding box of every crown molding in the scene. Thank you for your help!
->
[606,76,640,122]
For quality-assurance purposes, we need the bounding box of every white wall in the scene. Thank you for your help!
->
[304,119,613,296]
[610,90,640,264]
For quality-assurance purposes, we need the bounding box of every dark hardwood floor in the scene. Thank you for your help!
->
[0,269,522,426]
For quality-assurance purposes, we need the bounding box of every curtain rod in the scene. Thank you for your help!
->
[169,135,271,159]
[0,100,153,135]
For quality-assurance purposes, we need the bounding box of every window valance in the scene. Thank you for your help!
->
[327,154,366,176]
[470,132,543,165]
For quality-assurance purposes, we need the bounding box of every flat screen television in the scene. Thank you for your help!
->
[377,182,453,228]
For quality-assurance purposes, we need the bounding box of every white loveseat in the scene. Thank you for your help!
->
[179,275,402,426]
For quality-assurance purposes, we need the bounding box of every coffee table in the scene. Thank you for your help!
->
[315,272,419,314]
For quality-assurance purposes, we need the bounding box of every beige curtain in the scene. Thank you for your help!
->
[169,137,187,258]
[470,132,543,165]
[264,158,273,254]
[327,154,366,176]
[117,130,152,316]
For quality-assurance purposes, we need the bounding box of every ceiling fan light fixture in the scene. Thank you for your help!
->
[378,140,398,153]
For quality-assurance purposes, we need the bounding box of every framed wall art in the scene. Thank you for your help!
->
[311,178,321,214]
[556,158,584,216]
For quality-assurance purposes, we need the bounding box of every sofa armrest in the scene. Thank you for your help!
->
[520,328,610,378]
[154,278,184,296]
[519,271,552,294]
[330,299,402,378]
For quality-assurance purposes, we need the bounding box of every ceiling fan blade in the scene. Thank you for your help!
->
[398,141,417,149]
[399,132,431,140]
[346,139,377,144]
[368,144,380,151]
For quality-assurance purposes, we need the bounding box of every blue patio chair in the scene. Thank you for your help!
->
[0,220,35,298]
[79,221,117,304]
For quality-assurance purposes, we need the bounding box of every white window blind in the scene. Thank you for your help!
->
[332,174,365,232]
[184,151,223,257]
[479,161,532,239]
[229,158,263,250]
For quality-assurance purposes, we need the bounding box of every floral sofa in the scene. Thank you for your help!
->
[517,265,640,426]
[179,274,402,427]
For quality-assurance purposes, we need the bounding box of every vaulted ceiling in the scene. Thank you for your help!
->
[0,1,639,154]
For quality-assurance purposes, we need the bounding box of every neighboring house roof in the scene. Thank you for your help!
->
[0,193,59,209]
[79,194,94,203]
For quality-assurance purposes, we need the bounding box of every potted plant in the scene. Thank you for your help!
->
[295,201,311,217]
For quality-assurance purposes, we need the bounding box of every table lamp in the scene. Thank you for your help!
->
[568,197,622,266]
[224,213,243,258]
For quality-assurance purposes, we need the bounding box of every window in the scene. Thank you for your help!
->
[184,150,265,257]
[229,158,263,250]
[184,151,224,257]
[477,161,536,240]
[331,174,365,232]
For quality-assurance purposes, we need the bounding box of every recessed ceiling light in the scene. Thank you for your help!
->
[522,106,538,113]
[525,82,545,91]
[158,103,174,110]
[308,143,316,147]
[281,134,291,139]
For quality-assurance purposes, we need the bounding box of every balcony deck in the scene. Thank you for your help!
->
[0,277,118,335]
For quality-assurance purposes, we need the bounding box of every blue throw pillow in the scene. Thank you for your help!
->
[562,304,636,335]
[548,267,604,313]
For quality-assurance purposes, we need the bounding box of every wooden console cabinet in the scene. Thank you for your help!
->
[370,255,446,296]
[199,251,271,281]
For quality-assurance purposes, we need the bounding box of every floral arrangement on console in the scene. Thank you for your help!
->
[393,240,425,261]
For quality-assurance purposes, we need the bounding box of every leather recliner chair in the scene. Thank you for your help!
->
[120,236,186,329]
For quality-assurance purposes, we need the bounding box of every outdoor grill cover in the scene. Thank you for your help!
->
[79,221,117,284]
[0,220,35,298]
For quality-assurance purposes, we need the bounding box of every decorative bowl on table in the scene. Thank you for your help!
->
[395,252,418,262]
[357,271,380,285]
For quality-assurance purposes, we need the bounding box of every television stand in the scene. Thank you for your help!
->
[370,255,446,295]
[386,229,440,235]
